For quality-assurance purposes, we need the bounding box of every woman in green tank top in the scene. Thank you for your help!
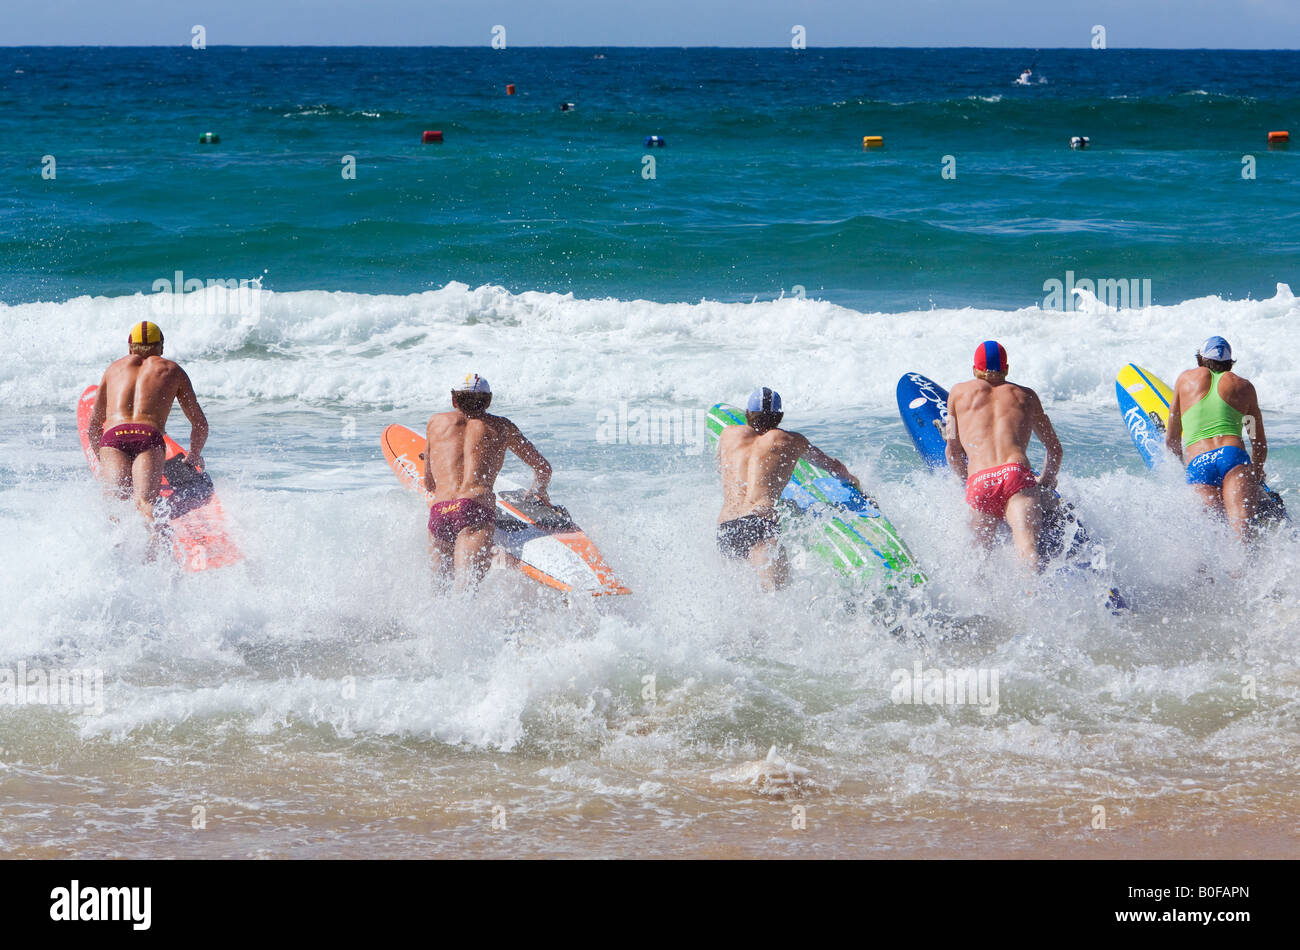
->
[1179,370,1244,446]
[1165,336,1267,541]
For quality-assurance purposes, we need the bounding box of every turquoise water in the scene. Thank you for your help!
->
[4,47,1300,307]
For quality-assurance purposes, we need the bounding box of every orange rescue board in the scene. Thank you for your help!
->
[381,423,628,597]
[77,384,243,572]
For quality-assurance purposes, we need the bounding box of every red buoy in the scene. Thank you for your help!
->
[421,130,443,144]
[506,84,516,95]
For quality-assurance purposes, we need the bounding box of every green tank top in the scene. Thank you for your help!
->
[1181,371,1244,446]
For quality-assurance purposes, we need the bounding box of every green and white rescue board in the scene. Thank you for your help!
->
[707,403,926,586]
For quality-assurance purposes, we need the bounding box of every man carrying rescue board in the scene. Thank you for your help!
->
[715,387,861,591]
[87,321,208,552]
[1165,336,1267,541]
[945,341,1062,571]
[422,373,553,591]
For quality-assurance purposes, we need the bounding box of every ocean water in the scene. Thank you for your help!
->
[2,48,1299,858]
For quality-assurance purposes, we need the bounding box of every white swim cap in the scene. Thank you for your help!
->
[1198,336,1233,362]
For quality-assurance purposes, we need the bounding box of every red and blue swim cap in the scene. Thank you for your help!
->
[974,341,1008,374]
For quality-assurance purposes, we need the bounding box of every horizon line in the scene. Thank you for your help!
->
[3,44,1300,51]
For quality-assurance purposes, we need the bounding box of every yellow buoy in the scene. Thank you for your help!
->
[862,135,884,149]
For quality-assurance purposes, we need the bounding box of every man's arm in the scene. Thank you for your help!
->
[800,435,860,490]
[422,439,436,494]
[713,426,731,475]
[175,369,208,467]
[1165,382,1184,463]
[504,421,552,504]
[1028,389,1062,489]
[944,392,968,480]
[88,377,108,452]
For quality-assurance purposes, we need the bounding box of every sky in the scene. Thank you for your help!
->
[3,0,1299,47]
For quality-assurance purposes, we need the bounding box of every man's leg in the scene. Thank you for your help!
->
[429,533,455,583]
[1004,490,1044,572]
[968,508,1001,553]
[427,505,455,582]
[1221,464,1261,541]
[99,446,132,503]
[749,538,789,592]
[454,523,496,592]
[131,446,166,522]
[131,446,167,558]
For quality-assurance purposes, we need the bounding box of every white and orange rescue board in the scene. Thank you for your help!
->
[77,384,243,572]
[381,424,629,597]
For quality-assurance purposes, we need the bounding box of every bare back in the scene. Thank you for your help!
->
[100,355,192,431]
[424,412,514,505]
[947,378,1039,473]
[717,425,808,521]
[425,409,556,509]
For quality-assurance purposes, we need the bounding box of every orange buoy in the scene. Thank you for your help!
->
[421,130,443,144]
[506,84,516,95]
[1268,130,1289,144]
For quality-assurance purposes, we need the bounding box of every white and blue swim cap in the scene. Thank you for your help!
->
[746,387,782,413]
[1198,336,1233,362]
[452,373,491,393]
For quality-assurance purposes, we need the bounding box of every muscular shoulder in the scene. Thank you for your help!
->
[105,354,143,375]
[483,412,519,437]
[427,410,462,432]
[1221,372,1257,404]
[719,423,751,446]
[1011,383,1042,406]
[434,412,517,441]
[767,428,807,455]
[947,380,982,410]
[949,379,984,402]
[159,358,187,382]
[137,356,184,382]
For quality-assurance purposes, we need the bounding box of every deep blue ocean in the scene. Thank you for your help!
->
[3,46,1300,308]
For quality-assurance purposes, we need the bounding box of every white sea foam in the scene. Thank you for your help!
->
[1,281,1298,833]
[3,281,1298,414]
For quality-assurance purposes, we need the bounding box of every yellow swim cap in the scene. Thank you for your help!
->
[128,321,164,345]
